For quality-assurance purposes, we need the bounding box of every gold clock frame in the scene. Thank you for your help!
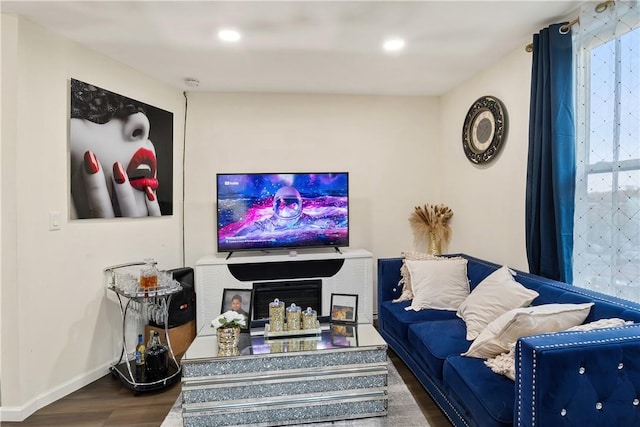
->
[462,96,508,164]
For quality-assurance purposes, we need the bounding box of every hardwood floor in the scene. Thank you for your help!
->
[3,350,450,427]
[2,371,182,427]
[5,332,453,427]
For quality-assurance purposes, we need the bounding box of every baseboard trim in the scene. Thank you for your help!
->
[0,362,111,422]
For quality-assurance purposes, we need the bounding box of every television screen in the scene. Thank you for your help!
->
[217,173,349,252]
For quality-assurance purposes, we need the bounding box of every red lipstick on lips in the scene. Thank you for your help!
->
[126,148,159,191]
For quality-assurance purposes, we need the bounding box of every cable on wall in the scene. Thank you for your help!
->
[182,91,188,268]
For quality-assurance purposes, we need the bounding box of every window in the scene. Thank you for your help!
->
[573,3,639,302]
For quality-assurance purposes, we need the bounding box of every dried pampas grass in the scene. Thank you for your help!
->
[409,204,453,254]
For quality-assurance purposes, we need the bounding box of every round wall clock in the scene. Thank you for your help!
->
[461,96,508,164]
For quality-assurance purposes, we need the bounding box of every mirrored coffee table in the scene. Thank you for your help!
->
[181,323,388,427]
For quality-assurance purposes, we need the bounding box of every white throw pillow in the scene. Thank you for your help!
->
[394,251,440,302]
[405,258,469,311]
[456,266,539,340]
[463,302,594,359]
[394,252,464,302]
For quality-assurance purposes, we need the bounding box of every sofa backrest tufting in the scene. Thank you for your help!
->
[384,253,640,324]
[455,253,640,323]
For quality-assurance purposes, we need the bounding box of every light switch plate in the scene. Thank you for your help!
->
[49,211,61,231]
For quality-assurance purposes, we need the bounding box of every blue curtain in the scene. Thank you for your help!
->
[526,23,575,283]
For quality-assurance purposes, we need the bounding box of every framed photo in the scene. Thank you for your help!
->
[330,293,358,324]
[221,288,253,330]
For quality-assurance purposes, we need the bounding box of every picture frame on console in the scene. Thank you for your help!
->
[221,288,253,330]
[330,293,358,324]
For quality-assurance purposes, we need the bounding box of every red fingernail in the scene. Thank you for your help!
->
[112,162,126,184]
[84,151,99,174]
[145,186,155,201]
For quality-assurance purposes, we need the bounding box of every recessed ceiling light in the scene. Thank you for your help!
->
[383,38,406,52]
[218,28,242,43]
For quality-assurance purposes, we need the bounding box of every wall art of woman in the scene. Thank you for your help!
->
[69,79,173,219]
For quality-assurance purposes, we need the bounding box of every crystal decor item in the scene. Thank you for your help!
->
[269,298,285,332]
[286,303,302,331]
[140,258,158,292]
[217,327,241,356]
[302,307,318,330]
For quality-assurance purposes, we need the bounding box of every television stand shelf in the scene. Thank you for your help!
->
[194,248,373,333]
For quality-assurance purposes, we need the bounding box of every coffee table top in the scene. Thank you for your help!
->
[183,323,386,362]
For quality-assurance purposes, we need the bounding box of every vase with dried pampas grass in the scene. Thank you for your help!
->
[409,204,453,255]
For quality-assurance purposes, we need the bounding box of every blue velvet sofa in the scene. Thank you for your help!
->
[377,254,640,427]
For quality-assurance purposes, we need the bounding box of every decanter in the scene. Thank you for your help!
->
[144,330,168,379]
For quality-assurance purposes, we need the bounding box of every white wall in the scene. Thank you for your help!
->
[0,15,185,420]
[183,93,441,267]
[0,14,20,405]
[440,47,532,271]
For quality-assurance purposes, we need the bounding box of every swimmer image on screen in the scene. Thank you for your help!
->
[69,78,174,219]
[216,173,349,252]
[238,185,309,234]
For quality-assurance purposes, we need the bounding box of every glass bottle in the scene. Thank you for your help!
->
[144,330,168,379]
[134,334,146,381]
[140,258,158,295]
[135,334,145,366]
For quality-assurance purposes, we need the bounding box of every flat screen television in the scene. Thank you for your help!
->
[216,172,349,253]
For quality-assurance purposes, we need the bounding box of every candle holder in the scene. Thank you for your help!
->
[286,303,301,331]
[269,298,285,332]
[302,307,317,330]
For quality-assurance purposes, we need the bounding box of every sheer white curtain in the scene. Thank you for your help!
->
[573,1,640,301]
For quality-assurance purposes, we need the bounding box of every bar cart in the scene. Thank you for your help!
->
[105,262,183,394]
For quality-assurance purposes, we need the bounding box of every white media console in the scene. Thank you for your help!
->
[194,248,373,333]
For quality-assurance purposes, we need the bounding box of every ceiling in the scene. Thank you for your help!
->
[1,1,586,96]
